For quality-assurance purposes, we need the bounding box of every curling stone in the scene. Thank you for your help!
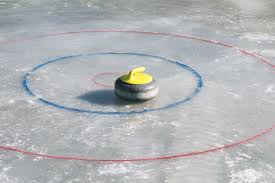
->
[114,67,158,101]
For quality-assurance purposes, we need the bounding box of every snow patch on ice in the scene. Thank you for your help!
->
[265,85,275,93]
[237,152,252,160]
[99,164,131,175]
[230,169,263,183]
[226,152,274,183]
[0,163,18,183]
[227,91,241,99]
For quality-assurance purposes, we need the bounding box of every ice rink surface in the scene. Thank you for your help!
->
[0,0,275,182]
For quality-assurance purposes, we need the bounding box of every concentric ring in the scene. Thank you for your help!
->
[0,29,274,163]
[22,52,203,115]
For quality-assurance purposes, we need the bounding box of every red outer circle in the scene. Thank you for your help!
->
[0,29,274,163]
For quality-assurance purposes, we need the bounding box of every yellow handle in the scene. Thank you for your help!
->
[120,66,153,84]
[128,67,146,80]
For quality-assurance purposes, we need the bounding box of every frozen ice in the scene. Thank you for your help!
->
[0,0,275,182]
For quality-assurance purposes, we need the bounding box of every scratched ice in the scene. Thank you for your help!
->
[0,0,275,182]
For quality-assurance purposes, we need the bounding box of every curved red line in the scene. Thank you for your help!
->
[0,29,274,163]
[90,72,121,88]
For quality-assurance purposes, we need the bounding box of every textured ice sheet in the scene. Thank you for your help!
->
[1,0,275,182]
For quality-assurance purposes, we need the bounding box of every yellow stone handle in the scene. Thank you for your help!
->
[128,67,146,80]
[120,66,152,84]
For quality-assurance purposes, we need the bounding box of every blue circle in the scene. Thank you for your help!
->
[22,52,203,115]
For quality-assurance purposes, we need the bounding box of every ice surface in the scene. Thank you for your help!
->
[0,0,275,182]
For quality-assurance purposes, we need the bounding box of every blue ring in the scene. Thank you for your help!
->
[22,52,203,115]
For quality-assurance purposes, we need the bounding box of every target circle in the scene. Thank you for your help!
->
[22,52,203,115]
[0,30,274,162]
